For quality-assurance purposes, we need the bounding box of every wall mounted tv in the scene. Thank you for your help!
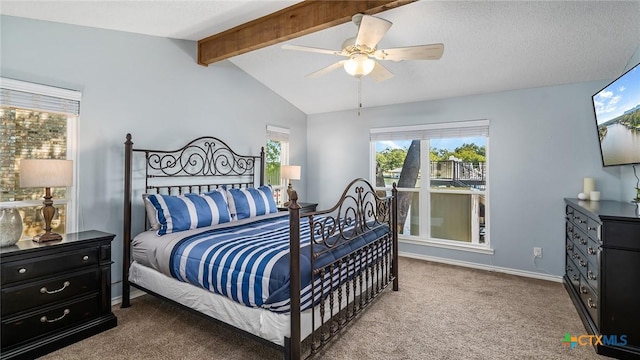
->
[591,62,640,167]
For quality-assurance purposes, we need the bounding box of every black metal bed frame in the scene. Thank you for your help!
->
[121,133,398,359]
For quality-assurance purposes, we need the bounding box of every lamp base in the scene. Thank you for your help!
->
[33,232,63,243]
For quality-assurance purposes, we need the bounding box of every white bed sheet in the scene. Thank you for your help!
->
[130,213,316,347]
[129,260,297,346]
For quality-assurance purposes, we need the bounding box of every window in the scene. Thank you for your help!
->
[0,78,80,240]
[266,125,290,205]
[371,120,489,251]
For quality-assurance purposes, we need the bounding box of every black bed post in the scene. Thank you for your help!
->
[122,134,133,308]
[260,146,265,186]
[288,190,302,360]
[392,182,399,291]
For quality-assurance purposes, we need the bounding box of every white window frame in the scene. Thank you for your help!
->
[370,120,492,254]
[266,125,290,203]
[0,77,80,235]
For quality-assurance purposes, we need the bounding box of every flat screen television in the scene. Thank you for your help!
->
[591,62,640,167]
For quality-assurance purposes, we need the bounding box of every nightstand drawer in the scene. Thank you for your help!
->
[1,294,100,348]
[1,269,100,316]
[1,247,99,285]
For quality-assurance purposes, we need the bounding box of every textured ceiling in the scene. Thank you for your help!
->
[2,1,640,115]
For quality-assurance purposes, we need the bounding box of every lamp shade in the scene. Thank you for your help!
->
[20,159,73,188]
[281,165,301,180]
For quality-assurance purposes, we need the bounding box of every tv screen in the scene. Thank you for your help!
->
[591,62,640,167]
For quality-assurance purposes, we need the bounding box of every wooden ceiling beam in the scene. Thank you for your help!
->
[197,0,415,66]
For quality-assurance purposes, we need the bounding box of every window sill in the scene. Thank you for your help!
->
[399,237,494,255]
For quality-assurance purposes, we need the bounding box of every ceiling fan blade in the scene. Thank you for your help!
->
[282,44,346,57]
[368,61,394,82]
[307,61,346,78]
[374,43,444,61]
[355,15,392,50]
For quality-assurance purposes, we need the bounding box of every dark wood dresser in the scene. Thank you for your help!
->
[564,198,640,359]
[0,230,117,359]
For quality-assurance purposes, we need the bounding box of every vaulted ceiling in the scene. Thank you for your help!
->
[2,1,640,115]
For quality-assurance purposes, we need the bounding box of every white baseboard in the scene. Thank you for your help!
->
[399,252,563,283]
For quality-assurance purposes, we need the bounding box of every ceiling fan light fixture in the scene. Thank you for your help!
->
[344,53,375,78]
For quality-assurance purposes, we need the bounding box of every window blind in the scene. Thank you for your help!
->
[370,119,489,141]
[0,77,81,115]
[266,125,290,142]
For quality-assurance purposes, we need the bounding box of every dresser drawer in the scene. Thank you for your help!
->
[1,294,100,348]
[586,261,598,291]
[578,276,598,327]
[572,247,588,278]
[1,247,99,285]
[586,217,601,243]
[1,268,100,316]
[570,208,589,233]
[571,227,589,258]
[565,255,580,291]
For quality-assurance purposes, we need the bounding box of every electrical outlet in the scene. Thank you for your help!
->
[533,247,543,258]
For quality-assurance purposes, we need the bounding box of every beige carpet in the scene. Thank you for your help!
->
[41,257,611,359]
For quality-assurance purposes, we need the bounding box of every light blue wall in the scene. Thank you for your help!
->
[307,81,626,277]
[1,15,307,298]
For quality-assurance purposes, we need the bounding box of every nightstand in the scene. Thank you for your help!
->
[278,202,318,213]
[0,230,117,360]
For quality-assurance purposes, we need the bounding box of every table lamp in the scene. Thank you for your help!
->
[280,165,301,206]
[20,159,73,242]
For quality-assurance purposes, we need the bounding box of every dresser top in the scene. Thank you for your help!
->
[0,230,115,255]
[565,198,640,221]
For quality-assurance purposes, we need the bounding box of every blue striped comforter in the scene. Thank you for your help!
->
[168,212,389,313]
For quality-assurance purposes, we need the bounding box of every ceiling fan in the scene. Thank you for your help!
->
[282,13,444,82]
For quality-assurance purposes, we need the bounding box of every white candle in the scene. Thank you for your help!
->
[583,178,595,199]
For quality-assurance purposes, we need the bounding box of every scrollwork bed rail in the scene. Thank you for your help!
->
[122,134,398,360]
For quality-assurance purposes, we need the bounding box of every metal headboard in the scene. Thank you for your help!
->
[121,133,265,306]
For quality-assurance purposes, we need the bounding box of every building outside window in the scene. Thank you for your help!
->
[370,120,489,250]
[266,125,290,205]
[0,78,79,240]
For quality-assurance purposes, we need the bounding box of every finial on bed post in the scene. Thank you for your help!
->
[288,189,301,359]
[122,134,133,308]
[391,182,399,291]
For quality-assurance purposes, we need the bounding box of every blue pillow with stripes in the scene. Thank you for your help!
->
[226,185,278,220]
[147,190,231,235]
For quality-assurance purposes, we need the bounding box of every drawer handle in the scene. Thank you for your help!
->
[588,298,597,309]
[40,281,71,294]
[587,247,597,255]
[82,255,89,261]
[18,268,27,274]
[579,259,587,267]
[580,238,587,245]
[588,270,597,281]
[580,285,588,294]
[572,274,579,281]
[40,309,70,323]
[566,265,573,272]
[587,226,597,231]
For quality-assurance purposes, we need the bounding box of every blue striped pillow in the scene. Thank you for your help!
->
[226,185,278,220]
[147,190,231,235]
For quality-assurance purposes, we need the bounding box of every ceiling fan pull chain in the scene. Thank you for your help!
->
[358,77,362,116]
